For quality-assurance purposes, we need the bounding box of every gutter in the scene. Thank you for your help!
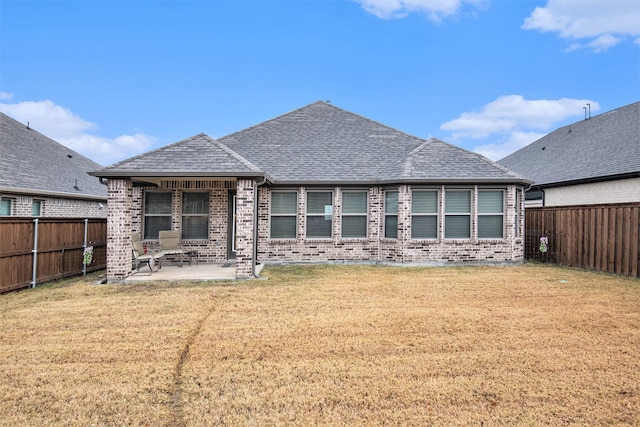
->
[0,186,107,201]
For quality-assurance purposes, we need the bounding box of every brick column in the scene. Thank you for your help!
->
[235,178,255,278]
[107,178,133,283]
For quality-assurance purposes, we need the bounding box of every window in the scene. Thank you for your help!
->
[0,198,13,216]
[143,191,172,239]
[32,200,43,217]
[306,191,333,238]
[478,190,504,239]
[411,190,438,239]
[270,191,297,239]
[384,190,398,238]
[182,192,209,239]
[445,190,471,239]
[341,191,367,238]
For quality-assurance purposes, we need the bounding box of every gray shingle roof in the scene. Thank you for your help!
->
[0,112,107,199]
[219,101,528,184]
[498,101,640,187]
[94,101,530,185]
[98,133,265,178]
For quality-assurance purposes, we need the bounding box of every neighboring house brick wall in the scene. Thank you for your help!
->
[542,177,640,207]
[257,184,524,264]
[0,193,106,217]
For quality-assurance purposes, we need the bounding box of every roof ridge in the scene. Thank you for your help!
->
[211,139,263,172]
[219,101,327,141]
[103,132,211,169]
[399,139,434,178]
[429,137,524,179]
[0,112,103,169]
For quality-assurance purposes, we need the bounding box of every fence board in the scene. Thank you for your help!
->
[0,218,106,293]
[526,203,640,278]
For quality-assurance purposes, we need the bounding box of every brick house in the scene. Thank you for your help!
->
[0,112,107,217]
[498,101,639,207]
[91,101,532,282]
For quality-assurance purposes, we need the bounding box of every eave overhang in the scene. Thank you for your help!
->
[269,177,535,187]
[88,170,275,186]
[0,186,107,201]
[530,171,640,190]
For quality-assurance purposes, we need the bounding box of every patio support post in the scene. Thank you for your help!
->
[235,178,256,278]
[106,178,133,283]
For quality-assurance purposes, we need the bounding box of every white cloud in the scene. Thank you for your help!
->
[473,131,546,161]
[0,92,13,100]
[0,99,156,166]
[354,0,483,20]
[522,0,640,51]
[440,95,599,160]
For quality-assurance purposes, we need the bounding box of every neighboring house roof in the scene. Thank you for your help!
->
[93,101,531,186]
[0,112,107,200]
[498,101,640,188]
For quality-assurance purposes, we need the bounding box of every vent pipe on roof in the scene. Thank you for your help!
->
[26,121,30,130]
[587,103,591,119]
[583,106,587,120]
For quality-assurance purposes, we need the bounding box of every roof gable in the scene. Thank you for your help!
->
[0,112,107,199]
[95,133,266,178]
[220,101,527,184]
[498,101,640,186]
[93,101,529,185]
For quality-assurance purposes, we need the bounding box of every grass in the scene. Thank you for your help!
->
[0,264,638,426]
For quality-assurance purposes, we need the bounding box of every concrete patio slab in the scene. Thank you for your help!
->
[124,262,265,282]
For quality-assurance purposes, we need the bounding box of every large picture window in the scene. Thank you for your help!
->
[143,191,172,239]
[270,191,297,239]
[341,191,368,238]
[445,190,471,239]
[182,192,209,239]
[384,191,398,238]
[306,191,333,238]
[478,190,504,239]
[411,190,438,239]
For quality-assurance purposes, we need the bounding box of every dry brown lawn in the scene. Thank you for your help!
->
[0,264,638,426]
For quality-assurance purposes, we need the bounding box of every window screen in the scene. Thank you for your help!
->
[306,191,333,238]
[271,191,297,238]
[411,190,438,239]
[342,191,367,238]
[144,191,172,239]
[445,190,471,239]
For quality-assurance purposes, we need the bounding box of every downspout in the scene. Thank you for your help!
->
[252,176,268,278]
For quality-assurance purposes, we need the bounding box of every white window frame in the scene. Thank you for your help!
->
[270,190,298,239]
[411,189,439,240]
[478,189,505,239]
[0,197,14,216]
[306,190,333,239]
[384,190,398,239]
[444,189,472,240]
[341,190,368,239]
[32,199,44,217]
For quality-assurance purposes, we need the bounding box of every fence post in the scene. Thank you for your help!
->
[31,218,39,288]
[83,218,88,276]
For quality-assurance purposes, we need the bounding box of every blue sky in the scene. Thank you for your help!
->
[1,0,638,166]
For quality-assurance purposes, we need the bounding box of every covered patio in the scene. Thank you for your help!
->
[125,262,266,282]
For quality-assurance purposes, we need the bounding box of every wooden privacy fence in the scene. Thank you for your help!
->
[525,203,639,278]
[0,217,107,293]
